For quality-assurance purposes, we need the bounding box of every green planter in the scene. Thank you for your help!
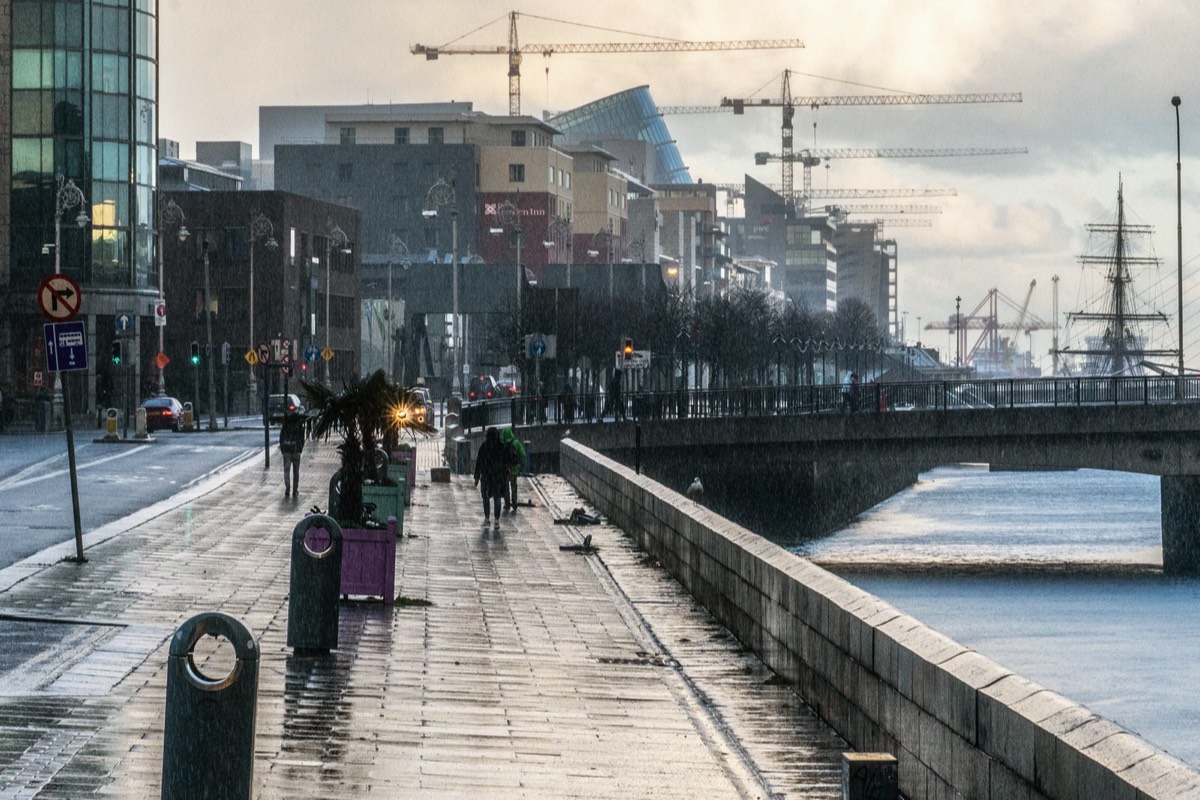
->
[362,480,405,537]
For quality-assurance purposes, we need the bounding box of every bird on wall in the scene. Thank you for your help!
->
[686,477,704,499]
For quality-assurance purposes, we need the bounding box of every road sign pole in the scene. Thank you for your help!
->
[61,374,85,562]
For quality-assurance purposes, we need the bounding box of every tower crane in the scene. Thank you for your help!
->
[411,11,804,116]
[709,70,1022,203]
[715,183,959,219]
[753,146,1028,213]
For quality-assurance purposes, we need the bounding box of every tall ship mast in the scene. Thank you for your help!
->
[1054,177,1176,376]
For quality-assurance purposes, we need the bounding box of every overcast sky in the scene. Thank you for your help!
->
[161,0,1200,369]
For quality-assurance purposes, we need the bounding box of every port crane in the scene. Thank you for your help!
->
[924,284,1052,371]
[700,70,1022,203]
[411,11,804,116]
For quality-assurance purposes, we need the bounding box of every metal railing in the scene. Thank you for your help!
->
[458,375,1200,431]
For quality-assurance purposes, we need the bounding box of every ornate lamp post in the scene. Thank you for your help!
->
[591,222,616,300]
[52,174,89,427]
[955,295,962,368]
[247,212,277,405]
[545,214,573,288]
[385,234,410,382]
[498,200,524,318]
[323,222,350,388]
[156,198,189,396]
[425,178,461,393]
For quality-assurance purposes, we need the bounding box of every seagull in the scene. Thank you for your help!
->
[686,477,704,499]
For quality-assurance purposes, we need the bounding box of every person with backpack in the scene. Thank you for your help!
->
[500,427,525,512]
[278,406,306,497]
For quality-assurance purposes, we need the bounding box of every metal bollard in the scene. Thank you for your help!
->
[287,514,343,653]
[161,612,259,800]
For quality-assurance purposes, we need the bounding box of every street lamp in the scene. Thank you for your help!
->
[955,295,962,368]
[1173,96,1185,397]
[425,178,461,393]
[591,222,616,300]
[324,222,350,388]
[156,197,189,396]
[247,211,277,405]
[52,174,90,427]
[546,214,573,288]
[498,200,523,318]
[385,234,409,382]
[201,240,219,431]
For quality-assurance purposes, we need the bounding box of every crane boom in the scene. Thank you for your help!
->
[660,92,1022,115]
[411,11,804,115]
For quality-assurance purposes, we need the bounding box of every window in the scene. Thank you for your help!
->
[549,166,555,185]
[508,164,525,183]
[428,127,444,145]
[394,126,409,144]
[337,163,353,182]
[339,127,356,145]
[511,129,526,147]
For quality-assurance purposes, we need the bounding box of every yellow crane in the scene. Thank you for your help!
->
[411,11,804,116]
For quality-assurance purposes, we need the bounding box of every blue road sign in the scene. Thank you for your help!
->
[115,312,134,333]
[530,336,547,358]
[304,344,320,363]
[44,321,88,372]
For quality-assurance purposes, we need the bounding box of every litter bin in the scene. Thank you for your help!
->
[454,436,471,475]
[287,514,343,653]
[161,612,259,800]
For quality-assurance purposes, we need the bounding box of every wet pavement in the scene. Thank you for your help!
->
[0,435,847,798]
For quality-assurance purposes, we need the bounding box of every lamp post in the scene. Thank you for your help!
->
[955,295,962,368]
[1174,96,1186,398]
[425,179,461,394]
[52,174,89,429]
[247,212,277,406]
[324,222,350,388]
[546,215,573,288]
[201,240,218,431]
[156,198,189,396]
[498,200,523,320]
[591,223,615,300]
[385,234,409,382]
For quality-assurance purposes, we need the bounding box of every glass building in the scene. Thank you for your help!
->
[548,86,692,185]
[3,0,159,418]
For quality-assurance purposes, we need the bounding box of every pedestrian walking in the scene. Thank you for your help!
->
[473,426,509,526]
[279,407,306,497]
[500,428,525,512]
[608,368,625,421]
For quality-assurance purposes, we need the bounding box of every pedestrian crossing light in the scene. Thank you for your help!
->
[110,340,122,365]
[190,341,200,365]
[622,338,634,361]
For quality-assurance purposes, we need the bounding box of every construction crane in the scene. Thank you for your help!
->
[411,11,804,116]
[823,204,943,217]
[753,146,1028,213]
[712,70,1022,203]
[715,183,958,218]
[924,286,1051,372]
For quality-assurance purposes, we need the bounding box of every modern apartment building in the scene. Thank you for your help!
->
[2,0,160,418]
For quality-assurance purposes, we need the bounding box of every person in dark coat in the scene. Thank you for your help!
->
[608,368,625,421]
[473,426,509,526]
[278,407,306,497]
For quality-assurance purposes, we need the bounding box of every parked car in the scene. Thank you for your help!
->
[496,379,519,397]
[268,393,303,422]
[140,396,184,432]
[412,387,434,425]
[468,375,499,401]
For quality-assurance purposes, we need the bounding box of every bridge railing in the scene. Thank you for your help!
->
[457,375,1200,431]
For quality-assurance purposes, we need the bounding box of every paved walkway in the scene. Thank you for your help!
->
[0,435,847,798]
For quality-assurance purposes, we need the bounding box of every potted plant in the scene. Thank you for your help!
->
[301,370,435,599]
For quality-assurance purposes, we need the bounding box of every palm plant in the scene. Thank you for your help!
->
[302,369,435,526]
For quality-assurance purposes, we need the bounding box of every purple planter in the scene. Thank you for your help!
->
[305,517,396,603]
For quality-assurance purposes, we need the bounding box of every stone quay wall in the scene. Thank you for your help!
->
[561,439,1200,800]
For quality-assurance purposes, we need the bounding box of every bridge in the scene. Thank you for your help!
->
[456,374,1200,575]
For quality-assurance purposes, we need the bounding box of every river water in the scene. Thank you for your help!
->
[793,464,1200,769]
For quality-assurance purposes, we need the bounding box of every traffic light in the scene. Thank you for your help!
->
[110,340,122,365]
[190,341,200,365]
[622,337,634,361]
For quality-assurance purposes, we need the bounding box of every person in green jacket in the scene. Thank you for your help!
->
[499,427,525,512]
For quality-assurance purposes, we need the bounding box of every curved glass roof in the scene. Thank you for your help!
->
[549,86,692,184]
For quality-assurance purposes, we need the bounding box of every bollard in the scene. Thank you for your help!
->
[134,406,148,439]
[182,401,194,431]
[841,752,898,800]
[287,514,343,653]
[104,407,119,440]
[454,436,470,474]
[161,612,259,800]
